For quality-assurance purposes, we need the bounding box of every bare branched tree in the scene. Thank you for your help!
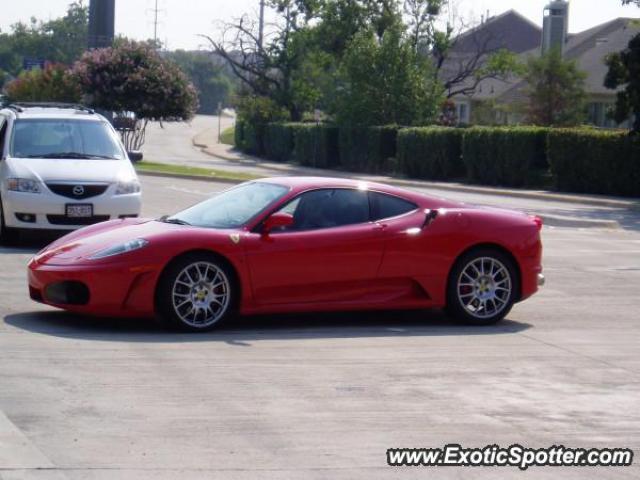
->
[432,14,523,99]
[201,1,312,120]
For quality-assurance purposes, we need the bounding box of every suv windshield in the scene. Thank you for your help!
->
[9,119,125,160]
[167,182,289,229]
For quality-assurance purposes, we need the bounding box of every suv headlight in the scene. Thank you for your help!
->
[89,238,148,259]
[7,178,41,194]
[115,179,141,195]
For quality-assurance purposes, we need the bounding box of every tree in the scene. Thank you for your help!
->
[206,0,408,121]
[167,50,235,114]
[4,63,81,103]
[73,40,199,149]
[206,0,515,125]
[403,0,445,53]
[0,1,87,84]
[604,3,640,132]
[524,48,587,126]
[333,26,441,126]
[203,0,315,120]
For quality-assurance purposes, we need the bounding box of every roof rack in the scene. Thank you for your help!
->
[5,102,95,114]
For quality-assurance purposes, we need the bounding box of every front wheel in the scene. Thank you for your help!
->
[156,253,236,332]
[446,248,519,325]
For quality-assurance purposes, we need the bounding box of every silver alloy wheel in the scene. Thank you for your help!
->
[171,261,231,328]
[456,257,512,319]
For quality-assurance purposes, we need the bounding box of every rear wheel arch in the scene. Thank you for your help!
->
[447,243,522,302]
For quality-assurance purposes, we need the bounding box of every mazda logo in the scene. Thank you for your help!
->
[73,185,85,196]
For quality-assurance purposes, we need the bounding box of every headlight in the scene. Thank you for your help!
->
[115,179,141,195]
[7,178,41,194]
[89,238,148,259]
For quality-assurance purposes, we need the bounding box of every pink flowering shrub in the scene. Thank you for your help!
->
[73,40,198,122]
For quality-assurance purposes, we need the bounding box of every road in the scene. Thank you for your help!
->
[0,174,639,479]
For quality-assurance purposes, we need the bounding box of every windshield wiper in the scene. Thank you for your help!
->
[29,152,116,159]
[161,216,191,226]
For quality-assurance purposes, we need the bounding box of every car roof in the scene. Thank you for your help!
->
[256,176,471,210]
[258,176,422,199]
[1,104,103,122]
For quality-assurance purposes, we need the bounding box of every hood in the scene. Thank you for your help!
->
[6,157,137,184]
[33,218,239,265]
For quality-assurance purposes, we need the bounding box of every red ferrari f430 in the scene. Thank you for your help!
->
[28,177,544,331]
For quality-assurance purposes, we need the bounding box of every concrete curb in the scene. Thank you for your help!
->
[137,170,245,185]
[191,135,639,210]
[535,214,620,230]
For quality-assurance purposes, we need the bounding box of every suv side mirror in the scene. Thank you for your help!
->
[262,212,294,234]
[128,151,143,163]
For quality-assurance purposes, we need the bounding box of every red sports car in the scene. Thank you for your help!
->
[28,177,544,331]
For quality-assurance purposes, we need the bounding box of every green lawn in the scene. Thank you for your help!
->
[135,161,258,182]
[219,126,235,146]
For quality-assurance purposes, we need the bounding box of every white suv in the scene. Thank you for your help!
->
[0,103,142,242]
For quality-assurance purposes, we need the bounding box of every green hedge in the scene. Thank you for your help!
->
[235,120,264,155]
[239,121,640,198]
[397,127,465,180]
[548,129,640,197]
[339,126,398,173]
[462,127,549,187]
[234,120,244,147]
[263,123,296,162]
[293,124,340,168]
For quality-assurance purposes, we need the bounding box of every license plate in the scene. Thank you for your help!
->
[66,204,93,218]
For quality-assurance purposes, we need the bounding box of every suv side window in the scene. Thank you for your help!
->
[370,191,418,221]
[278,188,370,231]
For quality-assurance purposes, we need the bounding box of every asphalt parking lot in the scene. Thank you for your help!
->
[1,175,639,479]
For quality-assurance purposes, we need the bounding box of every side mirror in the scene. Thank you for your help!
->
[262,212,294,234]
[128,151,143,163]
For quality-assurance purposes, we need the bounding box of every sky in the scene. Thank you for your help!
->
[0,0,638,51]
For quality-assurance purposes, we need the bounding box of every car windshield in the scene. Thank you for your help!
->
[9,119,125,160]
[167,182,289,229]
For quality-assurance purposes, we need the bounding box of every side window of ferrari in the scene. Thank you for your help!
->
[282,189,370,231]
[369,191,418,221]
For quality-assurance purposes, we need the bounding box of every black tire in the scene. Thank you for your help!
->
[0,199,19,245]
[156,252,237,332]
[445,247,519,326]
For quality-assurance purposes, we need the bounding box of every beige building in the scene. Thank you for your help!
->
[446,1,639,128]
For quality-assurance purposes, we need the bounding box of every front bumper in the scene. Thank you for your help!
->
[28,260,160,318]
[3,189,141,230]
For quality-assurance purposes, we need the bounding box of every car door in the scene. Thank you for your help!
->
[243,188,385,305]
[367,190,431,279]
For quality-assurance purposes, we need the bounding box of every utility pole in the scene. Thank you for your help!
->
[152,0,160,46]
[258,0,265,49]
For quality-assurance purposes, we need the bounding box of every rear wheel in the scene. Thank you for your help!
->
[446,248,519,325]
[0,199,19,245]
[156,253,236,332]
